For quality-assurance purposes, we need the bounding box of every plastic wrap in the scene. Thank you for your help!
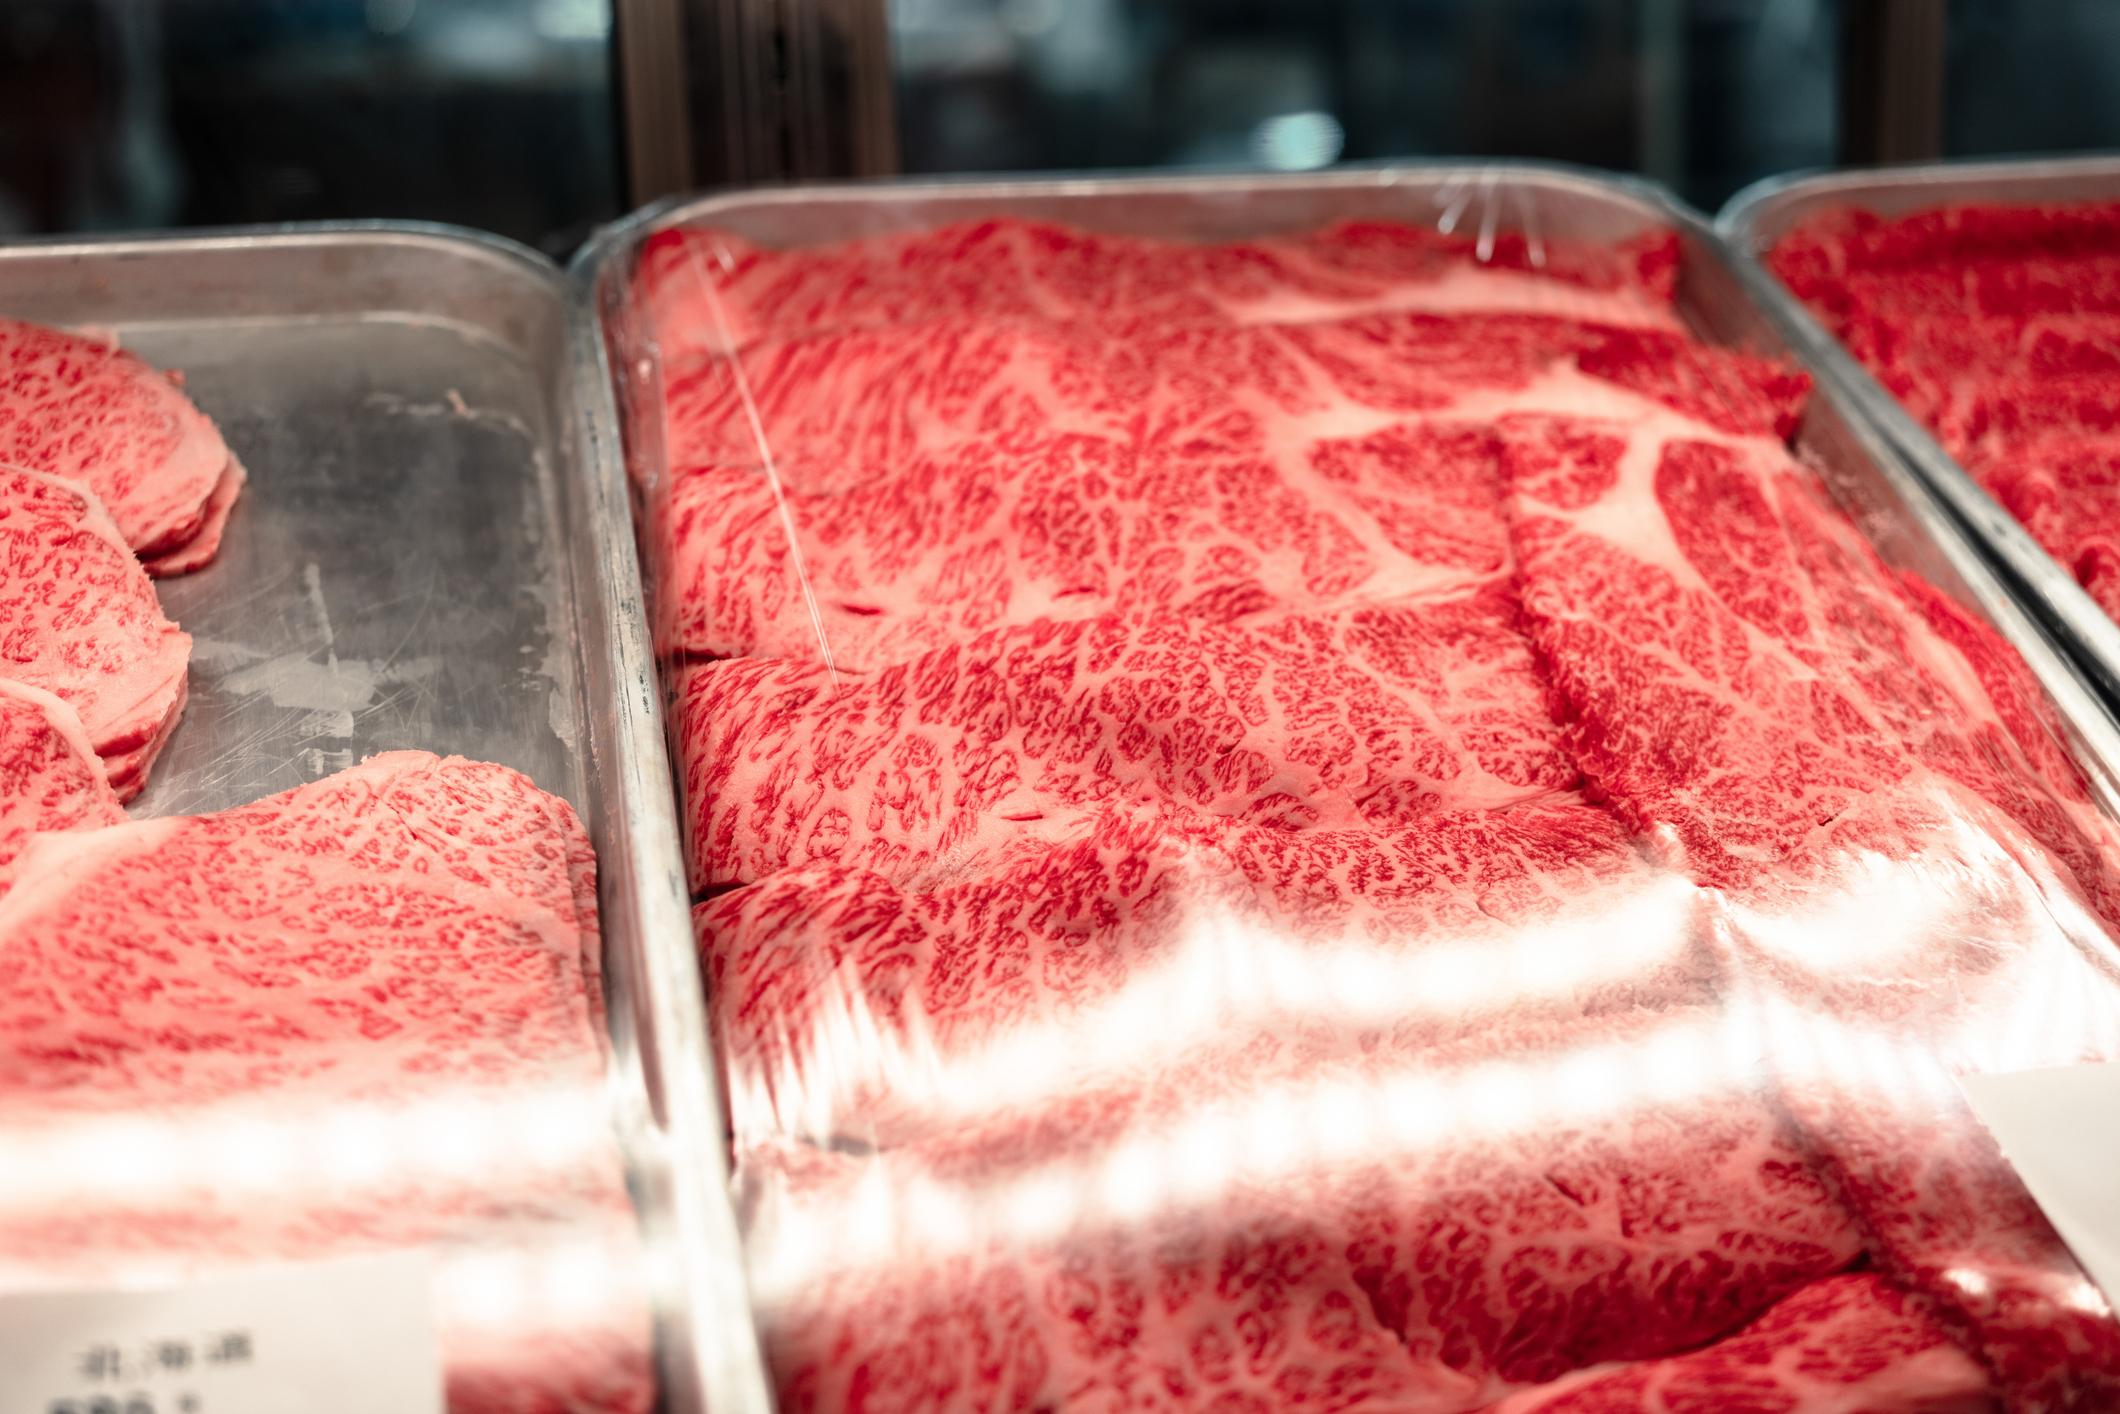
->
[602,170,2120,1412]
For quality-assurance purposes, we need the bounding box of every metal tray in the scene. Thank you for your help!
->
[1719,156,2120,723]
[570,162,2120,1414]
[0,223,724,1414]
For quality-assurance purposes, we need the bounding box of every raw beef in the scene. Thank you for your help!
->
[737,1007,1863,1414]
[1507,414,2120,915]
[638,217,1684,360]
[1718,777,2120,1412]
[695,802,1696,1146]
[649,311,1803,669]
[0,317,242,572]
[649,213,2120,1412]
[1770,201,2120,623]
[1483,1273,1995,1413]
[0,751,652,1414]
[0,464,191,800]
[675,595,1578,892]
[0,677,124,872]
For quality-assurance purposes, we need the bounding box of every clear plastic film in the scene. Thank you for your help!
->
[0,241,657,1414]
[609,170,2120,1413]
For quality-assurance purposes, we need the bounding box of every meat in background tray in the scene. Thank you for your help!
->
[1769,201,2120,628]
[0,305,654,1414]
[635,209,2120,1412]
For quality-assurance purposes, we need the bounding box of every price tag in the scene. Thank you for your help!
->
[1962,1063,2120,1308]
[0,1253,441,1414]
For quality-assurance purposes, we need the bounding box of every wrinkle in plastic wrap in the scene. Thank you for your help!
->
[628,187,2120,1412]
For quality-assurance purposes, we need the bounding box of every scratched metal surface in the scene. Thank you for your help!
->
[120,317,578,818]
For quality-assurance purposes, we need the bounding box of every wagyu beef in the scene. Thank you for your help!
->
[695,801,1695,1147]
[0,317,243,572]
[645,212,2120,1412]
[0,751,652,1414]
[675,596,1578,892]
[648,309,1802,670]
[1770,200,2120,624]
[1483,1273,1994,1413]
[0,464,190,800]
[0,677,124,871]
[638,217,1684,362]
[738,1008,1862,1414]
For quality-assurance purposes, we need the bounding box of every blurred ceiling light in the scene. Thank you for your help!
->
[1251,111,1343,171]
[534,0,609,42]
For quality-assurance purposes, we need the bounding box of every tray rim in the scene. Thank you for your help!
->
[575,157,1690,267]
[570,162,2120,1414]
[1718,151,2120,256]
[0,217,720,1414]
[0,215,559,266]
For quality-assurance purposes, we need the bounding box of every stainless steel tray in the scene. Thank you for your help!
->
[1719,156,2120,722]
[570,162,2120,1414]
[0,223,722,1414]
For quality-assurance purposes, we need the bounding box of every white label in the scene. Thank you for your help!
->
[1962,1064,2120,1309]
[0,1253,441,1414]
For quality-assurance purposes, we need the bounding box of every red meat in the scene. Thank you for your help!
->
[0,464,191,800]
[1485,1272,1994,1413]
[0,677,125,872]
[674,597,1577,892]
[1771,200,2120,624]
[655,213,2120,1412]
[0,318,242,572]
[637,217,1684,359]
[738,1007,1862,1414]
[0,751,651,1414]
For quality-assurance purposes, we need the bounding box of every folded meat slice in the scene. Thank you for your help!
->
[1506,408,2120,920]
[0,465,191,800]
[735,1006,1863,1414]
[0,751,650,1414]
[0,318,241,571]
[0,677,125,873]
[1484,1272,1995,1413]
[695,802,1700,1148]
[675,596,1579,892]
[140,452,247,577]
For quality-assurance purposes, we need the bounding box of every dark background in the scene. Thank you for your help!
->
[1,0,2116,256]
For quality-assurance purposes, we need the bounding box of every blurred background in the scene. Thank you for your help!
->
[2,0,2117,256]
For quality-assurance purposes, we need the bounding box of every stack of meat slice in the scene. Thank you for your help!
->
[645,214,2120,1411]
[0,317,653,1413]
[0,316,250,797]
[1,316,246,575]
[1770,200,2120,622]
